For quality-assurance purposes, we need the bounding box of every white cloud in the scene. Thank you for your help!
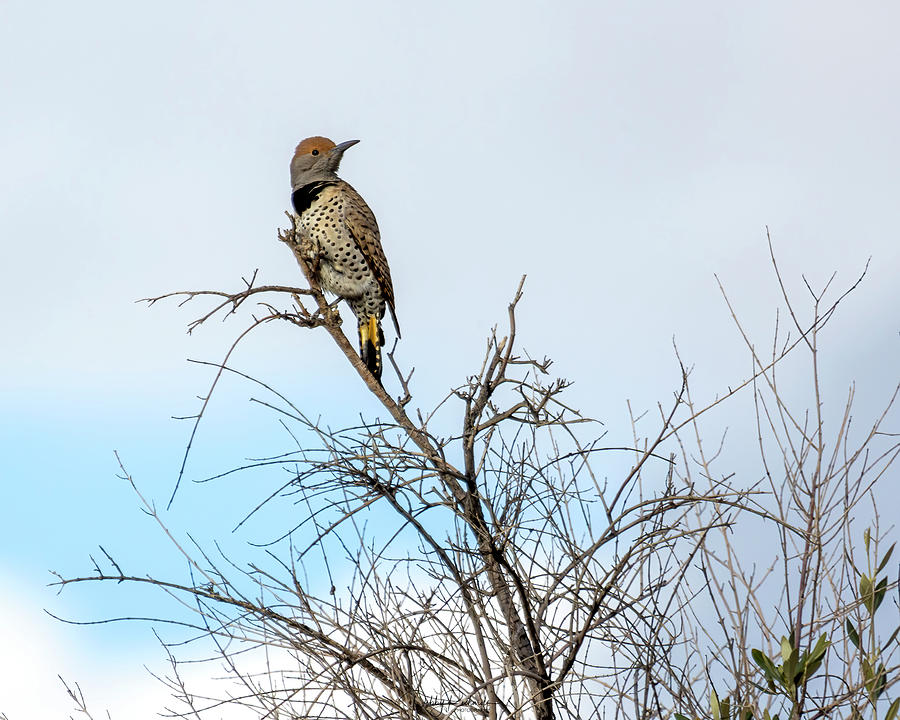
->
[0,571,290,719]
[0,573,170,719]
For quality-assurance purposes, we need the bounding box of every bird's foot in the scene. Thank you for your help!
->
[325,299,342,326]
[297,238,324,274]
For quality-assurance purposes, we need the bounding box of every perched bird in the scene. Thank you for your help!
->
[290,136,400,382]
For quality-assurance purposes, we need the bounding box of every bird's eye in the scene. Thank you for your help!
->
[311,149,320,156]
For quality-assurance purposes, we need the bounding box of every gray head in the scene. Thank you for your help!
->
[290,136,360,190]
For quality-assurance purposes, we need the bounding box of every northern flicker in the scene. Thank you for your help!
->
[290,136,400,382]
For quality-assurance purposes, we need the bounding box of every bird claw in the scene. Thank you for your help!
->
[296,236,324,273]
[326,299,342,326]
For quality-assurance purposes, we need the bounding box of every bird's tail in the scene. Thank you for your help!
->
[358,314,385,383]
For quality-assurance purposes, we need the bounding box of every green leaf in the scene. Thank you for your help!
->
[885,697,900,720]
[674,714,691,720]
[752,648,773,675]
[711,688,721,720]
[780,635,793,664]
[804,656,823,680]
[810,633,830,660]
[874,576,888,612]
[874,663,888,700]
[877,543,896,574]
[860,574,873,600]
[804,656,824,679]
[781,638,799,691]
[803,633,830,679]
[720,696,731,720]
[846,618,861,649]
[886,623,900,647]
[860,575,875,614]
[752,648,780,691]
[862,657,874,684]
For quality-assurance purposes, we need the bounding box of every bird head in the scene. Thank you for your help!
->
[290,136,360,190]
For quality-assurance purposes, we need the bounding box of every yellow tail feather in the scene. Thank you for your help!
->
[358,315,383,382]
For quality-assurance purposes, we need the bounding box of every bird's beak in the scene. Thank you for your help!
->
[332,139,361,156]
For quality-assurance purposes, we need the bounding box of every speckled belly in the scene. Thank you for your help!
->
[301,214,384,320]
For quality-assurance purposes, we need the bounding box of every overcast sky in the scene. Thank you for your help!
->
[1,1,898,717]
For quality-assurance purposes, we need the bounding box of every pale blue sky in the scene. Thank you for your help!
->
[1,1,898,716]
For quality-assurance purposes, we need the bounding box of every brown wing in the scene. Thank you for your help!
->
[338,180,401,337]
